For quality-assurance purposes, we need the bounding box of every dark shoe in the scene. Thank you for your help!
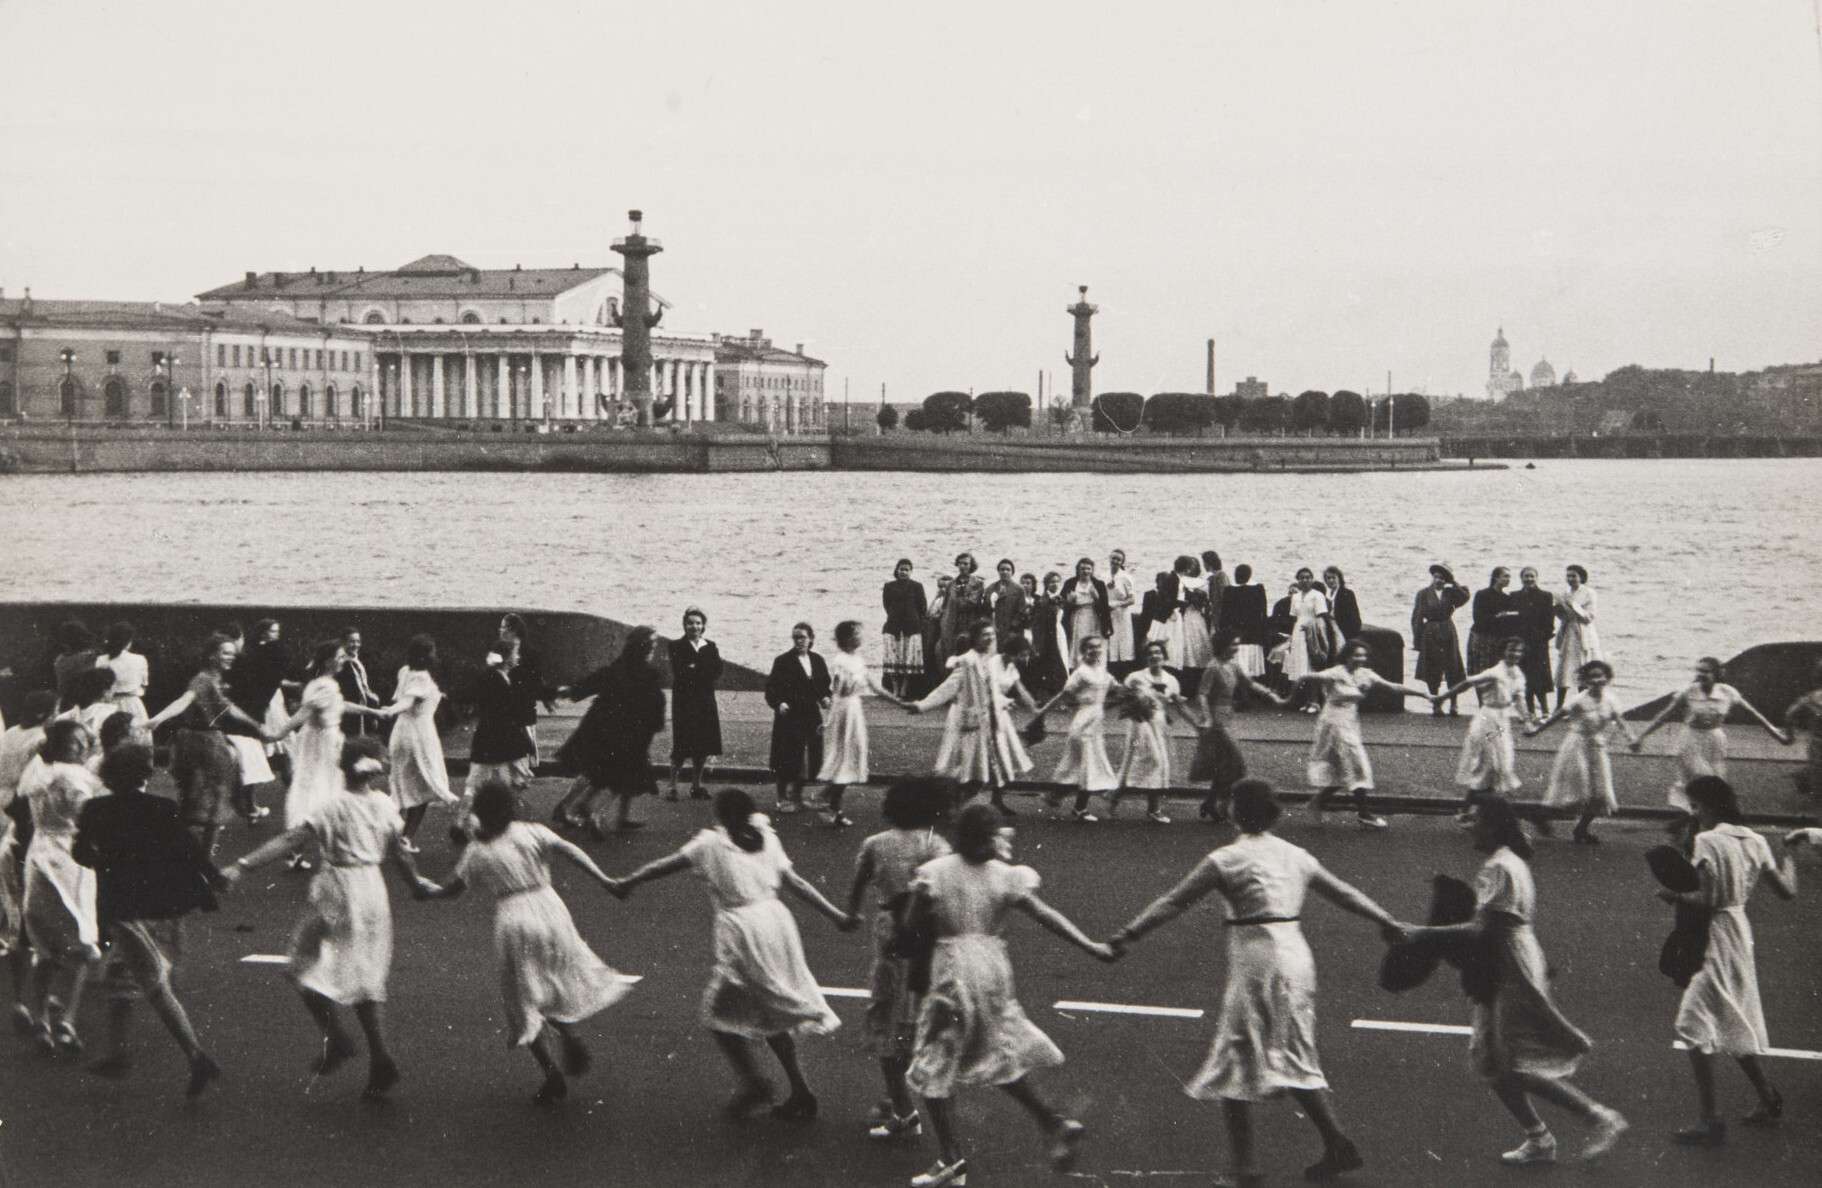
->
[534,1070,568,1106]
[771,1091,819,1121]
[1305,1137,1364,1181]
[185,1053,222,1098]
[1742,1089,1783,1127]
[614,818,646,832]
[86,1054,135,1079]
[1571,829,1601,846]
[689,787,710,800]
[724,1083,773,1120]
[1672,1118,1725,1146]
[362,1055,400,1100]
[1049,1119,1085,1171]
[558,1032,591,1077]
[447,825,470,847]
[311,1033,357,1077]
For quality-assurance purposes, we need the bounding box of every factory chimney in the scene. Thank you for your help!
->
[1206,338,1216,396]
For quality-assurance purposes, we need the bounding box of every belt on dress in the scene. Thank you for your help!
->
[1226,914,1300,927]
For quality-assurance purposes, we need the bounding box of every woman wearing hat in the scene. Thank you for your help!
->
[1109,779,1403,1185]
[1411,564,1470,715]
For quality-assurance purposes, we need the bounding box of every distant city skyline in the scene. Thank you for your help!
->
[1,1,1816,404]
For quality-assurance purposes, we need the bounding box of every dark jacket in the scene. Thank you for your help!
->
[1059,576,1113,641]
[469,667,536,764]
[765,648,832,779]
[666,638,724,759]
[882,578,929,638]
[1221,584,1270,648]
[558,659,666,787]
[1328,585,1363,640]
[227,639,290,736]
[1509,587,1555,642]
[336,655,384,736]
[1471,587,1522,638]
[74,790,222,930]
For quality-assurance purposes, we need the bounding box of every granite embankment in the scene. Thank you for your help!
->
[0,425,1445,474]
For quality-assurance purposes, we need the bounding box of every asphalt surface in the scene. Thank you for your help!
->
[2,772,1819,1188]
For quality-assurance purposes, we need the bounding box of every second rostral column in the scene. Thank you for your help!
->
[1065,285,1099,423]
[612,209,664,426]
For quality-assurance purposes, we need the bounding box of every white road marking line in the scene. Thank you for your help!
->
[239,954,289,965]
[1673,1041,1821,1061]
[614,974,643,985]
[1351,1019,1473,1036]
[1053,1000,1205,1020]
[817,987,870,999]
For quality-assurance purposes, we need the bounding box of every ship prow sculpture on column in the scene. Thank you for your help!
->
[611,209,664,427]
[1065,284,1099,432]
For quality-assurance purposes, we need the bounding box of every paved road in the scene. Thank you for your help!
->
[2,779,1817,1187]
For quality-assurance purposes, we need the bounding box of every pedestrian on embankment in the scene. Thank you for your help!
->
[1412,563,1469,715]
[668,606,724,801]
[881,560,928,700]
[765,622,832,816]
[1467,568,1521,696]
[1510,567,1556,720]
[1552,566,1602,711]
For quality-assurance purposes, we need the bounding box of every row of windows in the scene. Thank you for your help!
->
[215,344,364,371]
[209,380,365,419]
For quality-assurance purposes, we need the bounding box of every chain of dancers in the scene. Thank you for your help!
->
[1,601,1819,1188]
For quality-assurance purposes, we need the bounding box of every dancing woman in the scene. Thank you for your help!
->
[1,691,59,1028]
[222,738,436,1100]
[94,621,148,722]
[668,607,725,800]
[1527,660,1637,844]
[1393,799,1628,1166]
[1192,634,1289,823]
[842,778,953,1141]
[1552,566,1601,710]
[903,804,1114,1186]
[911,622,1037,818]
[270,641,386,870]
[1114,640,1187,823]
[1440,637,1529,817]
[1632,657,1790,813]
[145,633,271,855]
[552,627,665,835]
[420,779,630,1105]
[1032,634,1119,822]
[384,635,457,850]
[18,720,102,1053]
[1659,776,1797,1144]
[1109,779,1400,1186]
[816,620,910,828]
[1302,640,1437,830]
[609,789,856,1121]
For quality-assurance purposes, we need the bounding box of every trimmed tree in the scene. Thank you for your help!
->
[875,405,898,431]
[1240,394,1290,434]
[1327,390,1368,435]
[1211,395,1246,435]
[1144,392,1215,435]
[1091,391,1145,433]
[903,408,929,432]
[1372,393,1430,434]
[1291,389,1330,435]
[921,390,973,434]
[973,390,1032,433]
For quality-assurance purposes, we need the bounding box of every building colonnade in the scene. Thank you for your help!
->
[373,348,716,422]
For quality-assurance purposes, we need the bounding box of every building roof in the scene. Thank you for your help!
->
[0,297,361,337]
[713,331,825,367]
[195,257,658,305]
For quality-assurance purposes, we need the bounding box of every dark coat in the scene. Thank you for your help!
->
[667,638,724,761]
[336,655,384,737]
[882,578,928,638]
[987,579,1030,644]
[468,668,536,765]
[74,789,221,931]
[765,648,831,781]
[557,659,666,792]
[1222,584,1270,648]
[227,640,290,736]
[1328,586,1363,640]
[1059,576,1113,642]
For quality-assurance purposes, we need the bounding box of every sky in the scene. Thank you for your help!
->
[2,0,1818,402]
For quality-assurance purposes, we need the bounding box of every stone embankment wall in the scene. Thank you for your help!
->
[834,434,1439,472]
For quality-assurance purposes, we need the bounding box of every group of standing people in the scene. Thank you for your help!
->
[1415,563,1603,718]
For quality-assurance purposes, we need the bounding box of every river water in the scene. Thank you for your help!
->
[1,459,1816,702]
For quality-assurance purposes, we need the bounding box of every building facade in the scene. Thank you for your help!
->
[1233,375,1269,401]
[712,329,827,432]
[1,293,371,425]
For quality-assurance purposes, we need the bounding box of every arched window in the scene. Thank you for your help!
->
[149,380,167,417]
[325,383,338,418]
[0,381,14,417]
[243,382,257,418]
[214,381,228,418]
[461,310,481,324]
[363,310,386,324]
[60,378,77,417]
[105,378,128,418]
[351,384,364,419]
[299,383,313,418]
[271,380,286,417]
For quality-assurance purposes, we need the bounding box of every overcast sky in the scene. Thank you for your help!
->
[2,1,1817,402]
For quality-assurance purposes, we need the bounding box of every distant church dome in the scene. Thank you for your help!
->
[1529,358,1556,387]
[1492,326,1509,349]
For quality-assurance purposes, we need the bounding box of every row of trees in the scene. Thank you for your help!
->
[879,389,1431,435]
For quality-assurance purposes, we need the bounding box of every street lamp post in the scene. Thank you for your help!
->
[162,353,181,427]
[59,348,77,425]
[260,352,272,430]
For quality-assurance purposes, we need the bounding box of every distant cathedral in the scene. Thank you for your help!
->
[1486,326,1559,398]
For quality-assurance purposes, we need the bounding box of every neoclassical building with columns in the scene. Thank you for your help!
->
[197,254,722,425]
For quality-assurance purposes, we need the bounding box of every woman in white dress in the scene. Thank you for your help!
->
[1551,565,1602,710]
[911,622,1037,818]
[1441,637,1530,817]
[0,691,58,1030]
[19,720,102,1053]
[423,779,630,1105]
[1111,779,1401,1186]
[1527,660,1637,844]
[1302,640,1437,830]
[384,635,457,850]
[1115,641,1186,823]
[1176,555,1215,669]
[1632,657,1790,813]
[1034,634,1119,822]
[1395,798,1628,1166]
[1283,568,1334,709]
[269,642,384,871]
[610,789,856,1120]
[816,621,909,828]
[904,803,1114,1187]
[842,778,953,1141]
[94,621,149,722]
[1658,776,1797,1144]
[1106,549,1138,664]
[222,737,436,1100]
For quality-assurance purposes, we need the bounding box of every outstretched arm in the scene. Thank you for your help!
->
[1736,694,1793,745]
[1525,703,1568,736]
[143,691,195,732]
[1309,865,1398,931]
[1438,671,1496,702]
[221,825,315,882]
[1110,859,1223,949]
[611,850,691,897]
[1016,894,1114,961]
[387,836,439,898]
[549,832,619,892]
[783,868,858,930]
[1632,692,1684,748]
[420,874,469,901]
[844,847,877,919]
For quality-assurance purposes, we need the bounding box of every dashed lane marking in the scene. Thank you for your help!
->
[1674,1041,1821,1061]
[1054,1000,1205,1020]
[239,954,289,965]
[1351,1019,1474,1036]
[817,987,870,999]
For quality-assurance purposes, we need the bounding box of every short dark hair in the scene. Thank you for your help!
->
[472,778,517,841]
[16,690,59,728]
[715,787,763,853]
[1234,563,1253,583]
[405,634,437,669]
[99,742,155,793]
[98,710,139,753]
[834,620,863,650]
[339,735,387,784]
[1685,775,1743,825]
[954,803,1002,864]
[103,621,135,657]
[1566,564,1589,583]
[310,639,343,675]
[70,666,115,706]
[881,777,950,828]
[1577,659,1613,682]
[791,621,816,642]
[1475,797,1533,860]
[41,719,91,763]
[1231,779,1282,833]
[682,605,708,626]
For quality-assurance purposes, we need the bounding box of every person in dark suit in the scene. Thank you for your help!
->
[72,743,223,1095]
[1510,567,1556,719]
[667,607,724,800]
[1323,566,1364,641]
[335,626,384,737]
[765,622,832,814]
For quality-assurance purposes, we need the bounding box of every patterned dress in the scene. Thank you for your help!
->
[1542,691,1622,815]
[1455,663,1526,795]
[1050,663,1118,793]
[915,651,1032,787]
[856,828,952,1058]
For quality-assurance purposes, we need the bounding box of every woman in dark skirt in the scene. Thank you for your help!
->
[1467,568,1522,700]
[1025,572,1070,700]
[667,607,724,801]
[881,560,928,698]
[1412,564,1470,716]
[1511,567,1557,720]
[144,634,269,854]
[553,627,665,836]
[765,623,832,815]
[499,613,557,765]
